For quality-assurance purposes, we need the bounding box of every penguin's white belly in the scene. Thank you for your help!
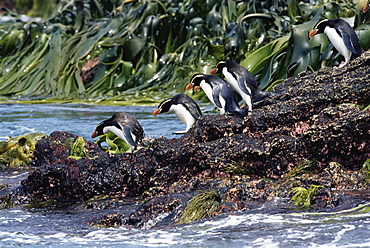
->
[324,27,351,62]
[223,70,240,93]
[103,126,123,139]
[222,67,252,111]
[218,95,226,114]
[200,81,225,114]
[222,68,251,100]
[169,104,196,130]
[200,81,216,106]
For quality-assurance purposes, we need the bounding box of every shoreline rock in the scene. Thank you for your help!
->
[0,52,369,227]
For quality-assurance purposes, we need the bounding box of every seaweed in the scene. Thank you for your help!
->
[0,132,47,167]
[178,192,221,224]
[290,185,324,208]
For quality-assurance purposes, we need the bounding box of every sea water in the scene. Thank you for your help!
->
[0,103,180,142]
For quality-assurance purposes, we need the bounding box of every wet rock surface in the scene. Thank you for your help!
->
[1,52,370,228]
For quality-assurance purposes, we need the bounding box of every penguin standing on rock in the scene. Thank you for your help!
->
[186,73,248,116]
[152,93,202,134]
[210,60,274,112]
[91,112,149,152]
[309,19,363,68]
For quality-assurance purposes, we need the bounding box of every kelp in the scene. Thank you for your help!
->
[362,159,370,171]
[223,162,251,176]
[0,0,369,103]
[95,132,130,154]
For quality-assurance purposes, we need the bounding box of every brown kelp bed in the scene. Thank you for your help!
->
[1,0,370,104]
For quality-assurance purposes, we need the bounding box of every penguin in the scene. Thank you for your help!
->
[153,93,202,134]
[186,73,248,116]
[308,19,363,68]
[210,60,274,112]
[91,112,149,152]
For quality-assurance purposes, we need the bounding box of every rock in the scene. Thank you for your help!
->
[1,51,370,227]
[33,131,106,166]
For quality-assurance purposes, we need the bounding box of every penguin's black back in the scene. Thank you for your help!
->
[171,93,202,119]
[219,60,274,101]
[157,93,202,119]
[98,112,146,145]
[224,60,259,91]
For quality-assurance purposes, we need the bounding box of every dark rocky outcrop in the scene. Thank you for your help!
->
[1,51,369,228]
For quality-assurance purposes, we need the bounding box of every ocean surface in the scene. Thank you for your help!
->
[1,103,370,247]
[0,103,182,142]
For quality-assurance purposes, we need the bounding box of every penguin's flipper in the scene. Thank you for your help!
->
[182,100,202,119]
[348,31,364,55]
[340,29,359,54]
[121,125,138,148]
[212,86,223,108]
[236,74,252,96]
[105,124,137,148]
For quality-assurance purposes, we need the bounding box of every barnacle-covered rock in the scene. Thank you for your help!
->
[0,51,370,228]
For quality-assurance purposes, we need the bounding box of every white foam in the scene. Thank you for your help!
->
[14,126,36,133]
[331,224,356,244]
[0,231,42,244]
[80,227,183,246]
[248,237,280,248]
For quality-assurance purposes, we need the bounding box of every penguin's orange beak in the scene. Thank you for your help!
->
[194,86,201,91]
[91,131,97,139]
[308,29,317,38]
[363,4,370,13]
[185,83,194,91]
[210,68,217,75]
[152,109,161,116]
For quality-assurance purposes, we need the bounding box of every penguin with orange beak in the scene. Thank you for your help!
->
[308,19,363,67]
[210,60,274,112]
[152,93,202,134]
[186,73,248,116]
[91,112,149,152]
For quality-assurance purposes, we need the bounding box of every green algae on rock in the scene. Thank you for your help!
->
[290,185,324,208]
[67,136,99,160]
[177,192,221,224]
[0,132,47,167]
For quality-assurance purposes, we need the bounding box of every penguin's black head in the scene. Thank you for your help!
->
[190,73,205,85]
[92,120,106,138]
[210,60,228,75]
[91,119,121,138]
[186,73,206,91]
[308,19,336,38]
[153,98,172,115]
